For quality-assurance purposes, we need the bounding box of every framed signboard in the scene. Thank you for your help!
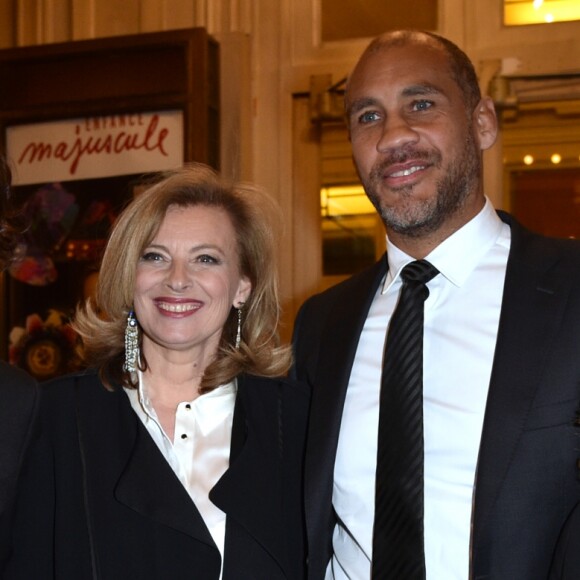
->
[0,28,219,379]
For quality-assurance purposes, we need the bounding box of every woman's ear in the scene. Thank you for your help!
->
[474,96,498,151]
[234,276,252,307]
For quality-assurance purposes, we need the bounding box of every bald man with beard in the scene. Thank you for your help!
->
[292,30,580,580]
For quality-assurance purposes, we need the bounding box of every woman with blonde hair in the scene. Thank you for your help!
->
[6,164,308,580]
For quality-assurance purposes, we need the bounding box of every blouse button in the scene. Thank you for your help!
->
[181,434,188,439]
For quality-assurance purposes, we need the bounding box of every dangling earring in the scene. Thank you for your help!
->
[235,303,244,349]
[124,310,139,373]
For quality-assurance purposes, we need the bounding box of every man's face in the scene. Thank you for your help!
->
[346,40,493,242]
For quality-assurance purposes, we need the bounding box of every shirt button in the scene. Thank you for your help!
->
[185,404,191,410]
[181,434,188,439]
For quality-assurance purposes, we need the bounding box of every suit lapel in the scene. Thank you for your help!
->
[313,259,388,414]
[112,391,216,548]
[305,258,387,547]
[473,214,572,547]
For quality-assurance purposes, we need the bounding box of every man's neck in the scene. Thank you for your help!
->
[387,195,487,259]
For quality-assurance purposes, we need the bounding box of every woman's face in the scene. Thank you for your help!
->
[134,204,251,364]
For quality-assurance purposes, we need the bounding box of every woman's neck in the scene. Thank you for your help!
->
[141,346,211,440]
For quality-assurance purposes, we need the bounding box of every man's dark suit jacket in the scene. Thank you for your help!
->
[0,361,38,519]
[292,212,580,580]
[4,370,309,579]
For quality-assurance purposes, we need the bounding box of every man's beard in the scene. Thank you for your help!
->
[361,131,481,239]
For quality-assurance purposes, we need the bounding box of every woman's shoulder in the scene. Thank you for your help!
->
[0,360,39,419]
[0,360,37,390]
[40,368,120,405]
[42,368,99,389]
[237,374,310,431]
[238,374,310,401]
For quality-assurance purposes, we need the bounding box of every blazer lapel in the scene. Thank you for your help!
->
[473,213,573,548]
[211,386,287,575]
[113,395,215,548]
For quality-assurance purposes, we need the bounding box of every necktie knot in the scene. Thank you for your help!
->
[401,259,439,285]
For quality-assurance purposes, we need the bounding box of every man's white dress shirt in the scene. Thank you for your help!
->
[327,199,511,579]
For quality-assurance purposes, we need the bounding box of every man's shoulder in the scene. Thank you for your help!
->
[502,211,580,270]
[301,258,386,311]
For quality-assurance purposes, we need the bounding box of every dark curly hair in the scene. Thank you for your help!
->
[0,155,25,271]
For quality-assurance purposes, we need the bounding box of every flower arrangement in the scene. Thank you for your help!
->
[9,182,78,286]
[9,309,79,380]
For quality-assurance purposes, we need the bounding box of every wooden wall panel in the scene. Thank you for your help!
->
[0,0,15,48]
[93,0,141,38]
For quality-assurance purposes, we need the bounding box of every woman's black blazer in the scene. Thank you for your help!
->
[4,370,309,579]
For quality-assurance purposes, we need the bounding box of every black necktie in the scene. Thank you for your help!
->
[372,259,439,580]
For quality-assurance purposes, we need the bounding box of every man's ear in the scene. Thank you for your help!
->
[474,96,498,151]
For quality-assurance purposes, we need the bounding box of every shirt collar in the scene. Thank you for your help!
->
[129,371,237,435]
[383,197,505,293]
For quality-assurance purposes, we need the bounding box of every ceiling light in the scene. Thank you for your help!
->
[523,155,534,165]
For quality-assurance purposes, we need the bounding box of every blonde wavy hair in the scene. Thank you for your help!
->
[74,164,291,392]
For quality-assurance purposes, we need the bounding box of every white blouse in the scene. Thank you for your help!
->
[125,373,236,579]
